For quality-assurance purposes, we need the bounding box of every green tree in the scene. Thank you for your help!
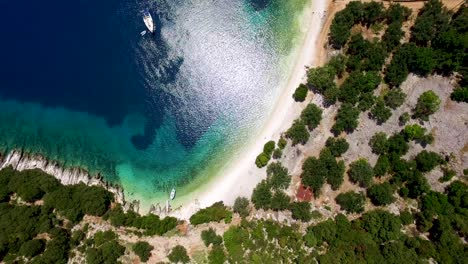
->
[293,84,308,102]
[413,91,441,121]
[300,103,322,130]
[451,87,468,103]
[399,112,410,126]
[335,191,366,213]
[263,141,276,157]
[190,202,232,225]
[266,162,291,190]
[374,155,391,177]
[19,239,45,258]
[301,157,326,195]
[168,245,190,264]
[387,134,409,156]
[286,120,310,145]
[251,180,272,210]
[270,191,290,211]
[233,197,250,217]
[307,65,336,92]
[361,210,402,243]
[384,89,406,109]
[369,132,388,155]
[402,124,426,141]
[411,0,450,46]
[132,241,154,262]
[348,159,374,187]
[331,103,360,135]
[415,150,443,172]
[328,54,347,77]
[290,202,312,222]
[255,153,269,168]
[201,228,223,247]
[208,245,226,264]
[370,98,392,124]
[325,137,349,157]
[367,182,395,206]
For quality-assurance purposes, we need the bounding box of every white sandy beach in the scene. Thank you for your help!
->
[173,0,329,219]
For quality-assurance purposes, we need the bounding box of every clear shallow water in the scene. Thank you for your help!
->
[0,0,309,204]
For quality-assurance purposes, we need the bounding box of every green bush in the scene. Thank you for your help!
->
[272,148,282,159]
[387,134,409,156]
[307,65,336,92]
[402,124,426,141]
[270,191,290,211]
[278,137,287,150]
[328,54,347,77]
[168,245,190,264]
[208,245,226,264]
[325,137,349,157]
[19,239,46,258]
[415,150,443,172]
[400,210,414,225]
[290,202,312,222]
[255,153,270,168]
[331,103,360,136]
[335,191,366,213]
[293,84,308,102]
[263,141,276,157]
[399,112,410,126]
[132,241,154,262]
[348,159,374,187]
[251,180,272,210]
[370,98,392,124]
[201,228,223,247]
[233,197,250,217]
[439,168,456,182]
[286,120,310,145]
[367,182,395,206]
[374,155,391,177]
[384,89,406,109]
[266,162,291,190]
[369,132,388,155]
[413,91,441,121]
[451,87,468,103]
[190,202,232,226]
[300,103,322,130]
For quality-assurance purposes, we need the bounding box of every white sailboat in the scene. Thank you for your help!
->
[170,188,176,200]
[143,9,154,33]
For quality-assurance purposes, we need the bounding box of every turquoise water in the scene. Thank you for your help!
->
[0,0,310,204]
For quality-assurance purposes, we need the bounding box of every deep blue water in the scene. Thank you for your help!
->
[0,0,309,205]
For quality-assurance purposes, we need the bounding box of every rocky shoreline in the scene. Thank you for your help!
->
[0,149,183,216]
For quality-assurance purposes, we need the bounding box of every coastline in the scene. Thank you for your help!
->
[0,0,331,220]
[172,0,330,219]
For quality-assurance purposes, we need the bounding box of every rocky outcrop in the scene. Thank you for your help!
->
[0,149,125,204]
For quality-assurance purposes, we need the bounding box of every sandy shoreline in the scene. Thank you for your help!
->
[173,0,330,219]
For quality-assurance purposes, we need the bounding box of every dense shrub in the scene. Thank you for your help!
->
[251,180,272,210]
[201,228,223,247]
[384,89,406,109]
[302,149,345,195]
[387,134,409,156]
[307,65,336,92]
[328,54,347,77]
[399,112,410,126]
[451,87,468,103]
[270,191,290,211]
[255,153,270,168]
[233,197,250,217]
[266,162,291,190]
[367,182,395,206]
[369,132,388,155]
[208,245,226,264]
[349,159,374,187]
[325,137,349,157]
[168,245,190,264]
[286,120,310,145]
[413,91,441,121]
[132,241,154,262]
[190,202,232,225]
[300,103,322,130]
[370,98,392,124]
[293,84,308,102]
[331,103,360,135]
[374,155,391,177]
[19,239,46,258]
[335,191,366,213]
[290,202,312,222]
[415,150,444,172]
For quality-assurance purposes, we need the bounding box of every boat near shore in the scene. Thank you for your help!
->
[143,9,154,33]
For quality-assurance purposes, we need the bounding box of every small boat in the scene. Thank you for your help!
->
[143,9,154,33]
[169,188,176,200]
[140,30,147,36]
